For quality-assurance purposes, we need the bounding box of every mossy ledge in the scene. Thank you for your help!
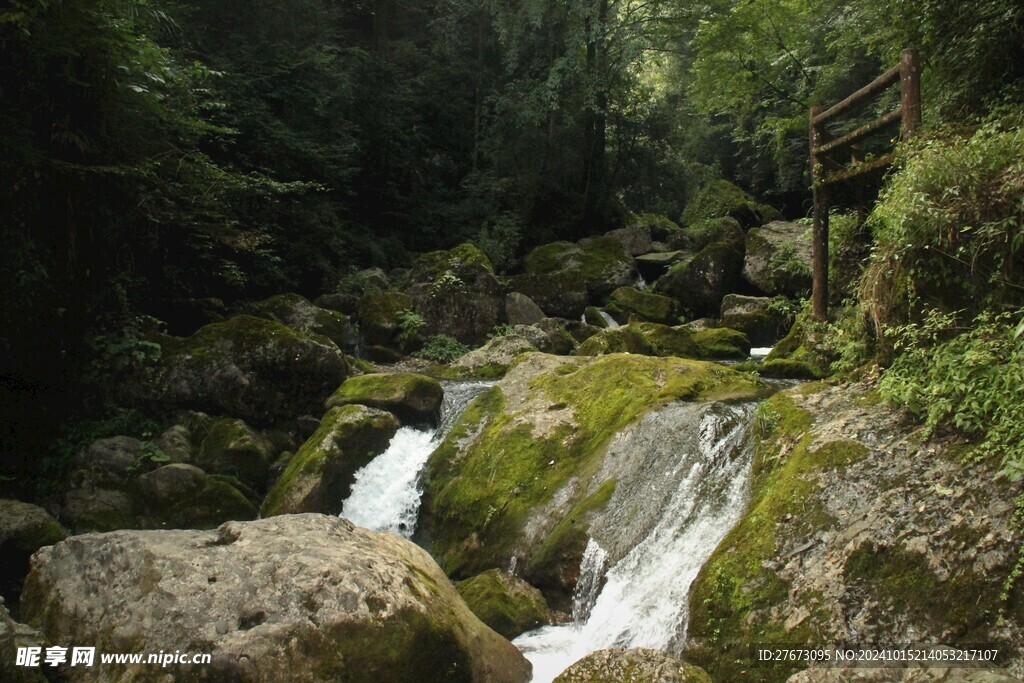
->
[420,353,764,582]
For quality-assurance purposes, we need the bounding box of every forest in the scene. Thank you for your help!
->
[2,0,1024,681]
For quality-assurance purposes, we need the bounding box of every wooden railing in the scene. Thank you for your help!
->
[808,48,921,319]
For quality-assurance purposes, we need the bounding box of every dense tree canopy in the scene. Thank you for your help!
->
[2,0,1022,489]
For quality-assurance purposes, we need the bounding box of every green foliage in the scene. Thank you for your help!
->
[474,213,523,274]
[488,324,517,340]
[879,308,1024,479]
[414,335,471,364]
[396,309,426,344]
[862,119,1024,337]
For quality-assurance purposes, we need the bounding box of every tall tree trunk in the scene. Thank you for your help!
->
[583,0,609,225]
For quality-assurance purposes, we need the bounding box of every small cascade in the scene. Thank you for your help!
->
[340,380,493,538]
[597,311,620,329]
[634,274,648,291]
[571,540,609,623]
[514,401,757,683]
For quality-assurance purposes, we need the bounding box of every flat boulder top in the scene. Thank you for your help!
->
[21,514,530,683]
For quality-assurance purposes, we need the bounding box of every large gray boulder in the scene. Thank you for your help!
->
[21,515,531,683]
[405,243,506,346]
[144,315,350,426]
[604,225,652,256]
[325,372,444,425]
[553,648,712,683]
[0,598,48,683]
[505,292,546,326]
[0,500,65,606]
[246,293,358,353]
[507,272,589,319]
[742,220,813,295]
[719,294,790,346]
[654,239,745,318]
[524,237,638,303]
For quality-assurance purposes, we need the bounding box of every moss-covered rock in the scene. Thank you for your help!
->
[629,213,684,241]
[669,216,744,252]
[605,287,679,325]
[421,353,762,584]
[325,372,444,424]
[357,290,415,347]
[146,315,350,425]
[246,292,358,352]
[757,358,824,379]
[764,316,831,378]
[654,239,745,318]
[524,236,638,303]
[553,648,712,683]
[195,417,275,490]
[456,569,550,639]
[691,327,751,359]
[262,405,400,516]
[686,384,1024,682]
[634,250,692,281]
[719,294,791,346]
[21,515,532,683]
[742,221,813,296]
[136,464,257,529]
[451,337,539,379]
[603,225,652,256]
[508,271,590,319]
[406,244,506,345]
[681,178,761,228]
[505,292,546,326]
[583,306,612,328]
[0,500,66,607]
[581,320,749,361]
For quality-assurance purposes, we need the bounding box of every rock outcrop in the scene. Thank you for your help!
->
[457,569,551,639]
[246,293,358,352]
[144,315,350,425]
[686,383,1024,682]
[421,353,762,606]
[553,648,712,683]
[21,515,531,683]
[524,237,638,304]
[262,405,399,516]
[742,220,813,295]
[325,372,444,425]
[0,500,65,606]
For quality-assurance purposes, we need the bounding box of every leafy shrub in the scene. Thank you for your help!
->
[861,119,1024,341]
[488,324,516,339]
[413,335,470,364]
[879,307,1024,480]
[474,212,523,274]
[395,309,425,343]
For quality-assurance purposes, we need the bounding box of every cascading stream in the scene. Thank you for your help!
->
[513,401,757,683]
[340,380,493,538]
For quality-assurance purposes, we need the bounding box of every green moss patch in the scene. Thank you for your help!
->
[691,328,750,360]
[605,287,679,325]
[326,372,443,424]
[423,354,762,578]
[262,405,400,516]
[456,569,551,639]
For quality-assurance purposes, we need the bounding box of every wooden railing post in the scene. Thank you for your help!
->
[810,105,829,321]
[900,48,922,140]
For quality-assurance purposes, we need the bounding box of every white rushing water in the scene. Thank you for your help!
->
[340,380,493,538]
[597,311,620,329]
[513,402,756,683]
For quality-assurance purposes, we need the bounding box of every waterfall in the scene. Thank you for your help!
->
[597,311,620,329]
[340,380,493,538]
[514,401,756,683]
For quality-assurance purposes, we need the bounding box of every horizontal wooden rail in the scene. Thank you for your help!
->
[808,48,920,321]
[815,108,902,156]
[822,152,895,185]
[812,65,899,125]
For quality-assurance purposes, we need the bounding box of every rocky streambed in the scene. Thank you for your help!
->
[2,193,1022,682]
